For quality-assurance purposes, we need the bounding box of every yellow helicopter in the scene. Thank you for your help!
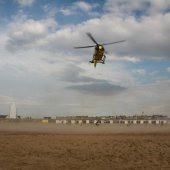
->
[74,32,126,67]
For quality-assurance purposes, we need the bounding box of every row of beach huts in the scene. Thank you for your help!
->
[54,119,168,125]
[42,116,169,125]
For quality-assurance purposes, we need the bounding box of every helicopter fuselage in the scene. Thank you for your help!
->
[90,45,106,67]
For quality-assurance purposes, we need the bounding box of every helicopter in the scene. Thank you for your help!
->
[74,32,126,67]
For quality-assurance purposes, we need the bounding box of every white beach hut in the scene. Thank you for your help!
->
[86,120,90,124]
[109,120,113,124]
[78,120,82,124]
[71,120,76,124]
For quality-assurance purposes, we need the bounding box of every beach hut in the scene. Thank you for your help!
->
[42,119,48,123]
[71,120,76,124]
[109,120,113,124]
[156,120,159,124]
[86,120,90,124]
[78,120,82,124]
[62,120,67,124]
[124,120,128,125]
[101,120,105,124]
[133,120,137,124]
[94,120,97,124]
[148,120,152,124]
[56,120,62,124]
[140,120,144,124]
[163,120,167,124]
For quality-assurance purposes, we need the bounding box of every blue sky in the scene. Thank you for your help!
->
[0,0,104,25]
[0,0,170,117]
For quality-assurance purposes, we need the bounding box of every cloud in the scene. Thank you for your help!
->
[104,0,170,16]
[43,5,57,18]
[60,1,99,16]
[67,82,126,96]
[132,68,146,75]
[60,64,126,96]
[6,17,57,52]
[104,0,150,16]
[16,0,35,7]
[74,1,94,12]
[60,64,105,83]
[6,1,170,61]
[116,80,170,114]
[60,8,73,16]
[42,13,170,60]
[166,67,170,73]
[0,95,14,103]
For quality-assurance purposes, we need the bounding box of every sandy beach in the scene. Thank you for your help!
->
[0,121,170,170]
[0,121,170,134]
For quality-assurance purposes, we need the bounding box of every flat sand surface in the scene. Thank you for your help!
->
[0,121,170,134]
[0,122,170,170]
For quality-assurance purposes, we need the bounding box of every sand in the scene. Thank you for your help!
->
[0,121,170,170]
[0,121,170,134]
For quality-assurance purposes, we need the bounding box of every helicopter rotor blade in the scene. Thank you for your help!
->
[86,32,98,45]
[74,45,95,49]
[102,40,126,46]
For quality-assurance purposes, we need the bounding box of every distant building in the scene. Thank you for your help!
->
[43,117,51,120]
[9,102,17,119]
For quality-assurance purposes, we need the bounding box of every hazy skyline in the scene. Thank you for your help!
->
[0,0,170,117]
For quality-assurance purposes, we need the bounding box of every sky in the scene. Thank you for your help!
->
[0,0,170,118]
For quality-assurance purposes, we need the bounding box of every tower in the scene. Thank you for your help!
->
[9,102,17,119]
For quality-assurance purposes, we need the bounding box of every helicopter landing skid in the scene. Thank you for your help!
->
[89,60,105,64]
